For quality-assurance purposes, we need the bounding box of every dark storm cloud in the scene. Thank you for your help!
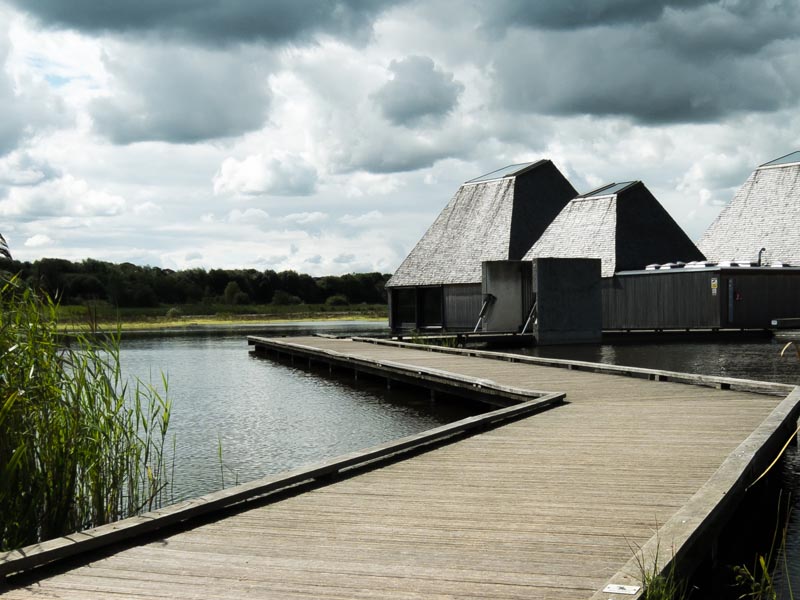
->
[371,56,463,127]
[8,0,401,46]
[491,1,800,124]
[90,45,271,144]
[654,1,800,57]
[484,0,711,30]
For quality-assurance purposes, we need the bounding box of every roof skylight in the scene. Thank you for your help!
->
[465,161,540,184]
[580,181,636,198]
[759,151,800,168]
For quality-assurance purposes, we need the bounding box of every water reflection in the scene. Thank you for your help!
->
[119,326,480,501]
[515,338,800,385]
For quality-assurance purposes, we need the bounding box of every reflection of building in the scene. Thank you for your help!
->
[524,181,704,276]
[386,160,576,331]
[699,151,800,266]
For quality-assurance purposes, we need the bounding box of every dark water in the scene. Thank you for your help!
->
[119,322,480,501]
[517,337,800,385]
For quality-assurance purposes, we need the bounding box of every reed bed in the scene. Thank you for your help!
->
[0,275,172,551]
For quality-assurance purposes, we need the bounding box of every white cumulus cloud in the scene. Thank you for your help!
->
[213,152,318,197]
[24,233,53,247]
[0,175,125,219]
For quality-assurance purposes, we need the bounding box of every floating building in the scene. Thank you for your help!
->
[386,160,577,331]
[699,150,800,265]
[388,153,800,341]
[593,159,800,332]
[524,181,705,276]
[482,180,706,341]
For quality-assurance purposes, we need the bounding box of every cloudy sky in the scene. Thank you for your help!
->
[1,0,798,275]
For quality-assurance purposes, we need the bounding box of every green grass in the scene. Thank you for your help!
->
[630,537,688,600]
[0,276,172,551]
[408,331,459,348]
[55,302,388,330]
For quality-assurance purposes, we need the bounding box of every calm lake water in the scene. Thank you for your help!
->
[119,322,482,501]
[120,324,800,590]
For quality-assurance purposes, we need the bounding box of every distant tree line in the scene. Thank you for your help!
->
[0,256,390,308]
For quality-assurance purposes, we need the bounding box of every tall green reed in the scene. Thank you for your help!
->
[733,496,794,600]
[0,275,172,551]
[629,533,688,600]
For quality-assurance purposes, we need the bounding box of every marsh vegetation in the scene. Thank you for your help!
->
[0,275,172,551]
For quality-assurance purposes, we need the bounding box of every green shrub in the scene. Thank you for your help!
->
[0,275,172,551]
[325,294,349,306]
[224,281,250,305]
[165,307,183,319]
[271,290,302,305]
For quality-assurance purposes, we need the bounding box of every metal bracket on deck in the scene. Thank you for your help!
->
[602,584,640,595]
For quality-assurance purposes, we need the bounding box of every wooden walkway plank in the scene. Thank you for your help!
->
[2,336,798,600]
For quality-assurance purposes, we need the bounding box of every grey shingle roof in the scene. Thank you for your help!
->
[698,160,800,264]
[525,181,704,277]
[523,196,618,276]
[386,160,576,287]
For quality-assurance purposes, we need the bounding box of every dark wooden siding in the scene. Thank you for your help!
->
[521,267,534,319]
[603,271,722,329]
[443,284,482,330]
[419,287,443,327]
[390,288,417,330]
[723,271,800,327]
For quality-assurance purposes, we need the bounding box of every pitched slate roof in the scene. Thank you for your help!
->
[386,160,576,287]
[698,153,800,264]
[524,181,704,277]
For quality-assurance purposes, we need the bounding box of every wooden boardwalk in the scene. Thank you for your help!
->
[2,336,799,599]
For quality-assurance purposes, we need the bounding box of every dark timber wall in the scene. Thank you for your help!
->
[534,258,602,344]
[392,267,800,334]
[603,268,800,330]
[389,284,481,331]
[443,284,482,330]
[603,270,722,330]
[723,271,800,327]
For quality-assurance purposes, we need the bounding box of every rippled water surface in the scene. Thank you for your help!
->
[119,322,480,501]
[518,337,800,385]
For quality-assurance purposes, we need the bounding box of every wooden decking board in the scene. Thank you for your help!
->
[3,336,799,599]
